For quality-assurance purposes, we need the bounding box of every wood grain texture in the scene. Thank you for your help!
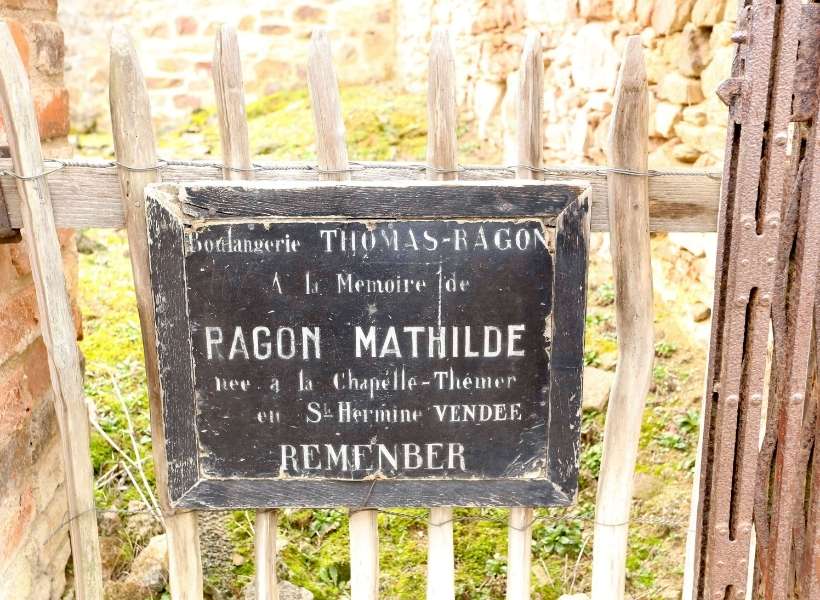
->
[508,31,542,600]
[0,23,103,600]
[214,25,253,181]
[0,160,721,232]
[213,26,278,600]
[254,510,278,600]
[506,507,534,600]
[590,37,655,600]
[109,28,204,600]
[177,479,571,508]
[425,29,456,600]
[307,28,377,600]
[179,179,584,219]
[427,28,457,182]
[308,29,349,182]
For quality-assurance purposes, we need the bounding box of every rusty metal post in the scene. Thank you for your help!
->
[686,2,820,599]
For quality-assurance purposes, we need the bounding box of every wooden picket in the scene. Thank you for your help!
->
[425,27,457,600]
[212,25,279,600]
[506,29,543,600]
[109,26,204,600]
[307,29,381,600]
[590,37,654,600]
[0,18,738,600]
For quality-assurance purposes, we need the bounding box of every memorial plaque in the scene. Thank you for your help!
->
[146,180,590,508]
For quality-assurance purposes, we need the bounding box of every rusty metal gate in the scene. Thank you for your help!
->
[687,1,820,598]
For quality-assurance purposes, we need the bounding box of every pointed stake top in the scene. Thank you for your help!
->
[615,36,646,93]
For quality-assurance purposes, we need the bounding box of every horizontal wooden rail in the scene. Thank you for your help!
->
[0,159,722,232]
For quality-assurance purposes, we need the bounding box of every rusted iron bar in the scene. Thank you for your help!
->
[687,1,815,598]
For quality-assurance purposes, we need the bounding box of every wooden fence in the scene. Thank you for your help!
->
[0,20,728,600]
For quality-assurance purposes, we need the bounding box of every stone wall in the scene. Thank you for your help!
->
[59,0,734,168]
[0,1,78,599]
[395,0,734,166]
[59,0,396,133]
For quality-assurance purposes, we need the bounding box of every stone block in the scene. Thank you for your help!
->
[675,23,711,77]
[682,103,708,126]
[175,16,197,36]
[0,551,33,600]
[579,0,613,19]
[657,72,704,104]
[701,45,735,99]
[674,121,727,155]
[636,0,654,25]
[692,0,726,26]
[570,23,619,92]
[293,4,327,23]
[474,78,505,139]
[653,101,681,138]
[613,0,636,21]
[651,0,696,35]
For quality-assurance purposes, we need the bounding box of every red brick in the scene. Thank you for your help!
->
[0,246,17,290]
[293,5,326,22]
[0,482,34,566]
[173,94,201,110]
[0,285,39,365]
[9,239,31,277]
[2,0,57,9]
[146,77,182,90]
[176,16,197,35]
[28,21,64,77]
[34,87,69,140]
[23,338,51,401]
[57,229,74,249]
[0,360,29,436]
[260,24,291,35]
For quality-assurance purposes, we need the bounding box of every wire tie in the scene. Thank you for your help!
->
[0,159,66,181]
[315,162,365,175]
[418,164,466,174]
[113,158,169,172]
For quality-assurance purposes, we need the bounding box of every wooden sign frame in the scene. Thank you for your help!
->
[146,179,591,509]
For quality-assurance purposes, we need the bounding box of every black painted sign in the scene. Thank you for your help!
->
[146,180,590,508]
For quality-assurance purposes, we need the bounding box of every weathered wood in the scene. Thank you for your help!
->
[307,29,349,182]
[427,28,457,183]
[507,30,542,600]
[590,37,654,600]
[307,28,378,600]
[507,507,534,600]
[254,510,278,600]
[212,24,279,600]
[425,29,456,600]
[214,25,253,180]
[109,27,204,600]
[175,178,587,219]
[0,160,721,232]
[0,23,103,600]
